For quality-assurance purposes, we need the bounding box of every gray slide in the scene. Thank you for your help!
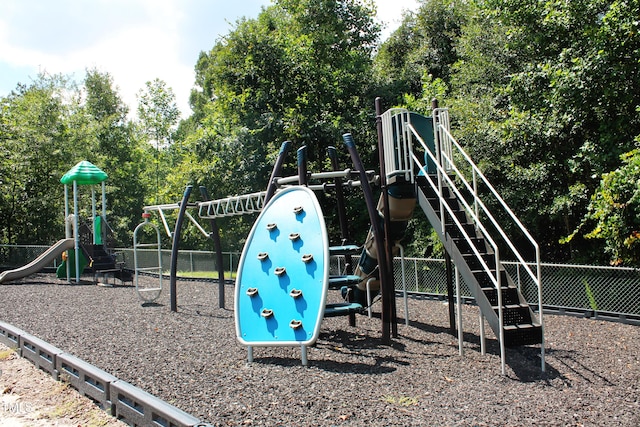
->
[0,238,75,283]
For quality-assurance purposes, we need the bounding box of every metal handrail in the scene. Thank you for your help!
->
[436,118,541,283]
[432,110,543,343]
[382,107,545,373]
[408,120,507,373]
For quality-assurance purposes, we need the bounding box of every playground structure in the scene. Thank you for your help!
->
[0,161,131,286]
[135,99,544,374]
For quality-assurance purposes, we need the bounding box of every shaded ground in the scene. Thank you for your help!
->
[0,273,638,426]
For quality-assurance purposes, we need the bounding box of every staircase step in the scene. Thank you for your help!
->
[328,275,361,289]
[463,253,496,271]
[329,245,360,256]
[445,223,478,239]
[481,286,521,306]
[324,302,363,318]
[426,195,463,214]
[473,270,509,288]
[503,324,543,347]
[453,236,488,255]
[493,304,533,325]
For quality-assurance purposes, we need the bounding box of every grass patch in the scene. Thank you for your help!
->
[175,271,237,280]
[382,395,419,407]
[583,279,598,311]
[0,347,16,360]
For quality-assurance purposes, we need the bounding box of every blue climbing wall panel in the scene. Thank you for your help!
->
[235,186,329,347]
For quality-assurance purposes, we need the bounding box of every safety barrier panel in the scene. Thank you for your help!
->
[56,352,118,409]
[19,332,63,378]
[0,320,24,349]
[110,379,202,427]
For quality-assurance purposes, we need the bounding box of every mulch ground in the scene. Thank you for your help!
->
[0,273,638,426]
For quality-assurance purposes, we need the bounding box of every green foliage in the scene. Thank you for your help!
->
[0,74,79,245]
[583,279,598,311]
[2,0,640,265]
[374,0,468,108]
[569,146,640,266]
[0,71,150,247]
[176,0,382,249]
[84,69,149,246]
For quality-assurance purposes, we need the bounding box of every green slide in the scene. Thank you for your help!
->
[56,247,89,279]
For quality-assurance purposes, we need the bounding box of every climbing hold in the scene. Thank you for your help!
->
[266,223,278,231]
[289,232,300,241]
[293,206,304,215]
[257,252,269,261]
[289,319,303,329]
[301,254,314,263]
[274,266,287,276]
[246,287,258,297]
[289,288,303,298]
[261,309,274,318]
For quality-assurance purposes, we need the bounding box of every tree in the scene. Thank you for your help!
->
[136,78,180,205]
[177,0,382,250]
[83,69,148,246]
[565,144,640,266]
[0,73,83,244]
[374,0,469,108]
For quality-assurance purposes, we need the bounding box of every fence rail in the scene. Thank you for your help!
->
[2,245,640,320]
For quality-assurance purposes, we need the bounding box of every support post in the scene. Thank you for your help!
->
[375,97,398,338]
[265,141,291,203]
[328,146,356,327]
[199,186,226,309]
[343,132,393,343]
[297,146,308,186]
[170,185,193,312]
[64,184,71,282]
[445,252,456,335]
[73,180,80,283]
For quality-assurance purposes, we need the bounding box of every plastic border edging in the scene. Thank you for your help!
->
[19,332,63,378]
[0,320,208,426]
[0,320,25,350]
[110,379,202,427]
[56,352,118,409]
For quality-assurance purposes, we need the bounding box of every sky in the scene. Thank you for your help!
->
[0,0,419,119]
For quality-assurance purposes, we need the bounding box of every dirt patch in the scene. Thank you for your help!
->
[0,344,125,426]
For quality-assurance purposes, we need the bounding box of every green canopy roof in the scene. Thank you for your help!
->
[60,161,108,185]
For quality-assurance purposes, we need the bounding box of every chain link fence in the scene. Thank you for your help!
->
[3,245,640,319]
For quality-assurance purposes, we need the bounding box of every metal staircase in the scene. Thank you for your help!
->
[380,107,545,373]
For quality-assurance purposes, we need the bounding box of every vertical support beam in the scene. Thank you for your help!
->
[265,141,291,203]
[101,181,107,245]
[91,187,97,245]
[297,146,308,186]
[64,184,71,282]
[170,185,193,312]
[328,146,356,327]
[199,186,226,309]
[445,252,456,335]
[375,97,398,338]
[102,181,107,219]
[73,180,80,283]
[343,132,392,343]
[456,266,464,355]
